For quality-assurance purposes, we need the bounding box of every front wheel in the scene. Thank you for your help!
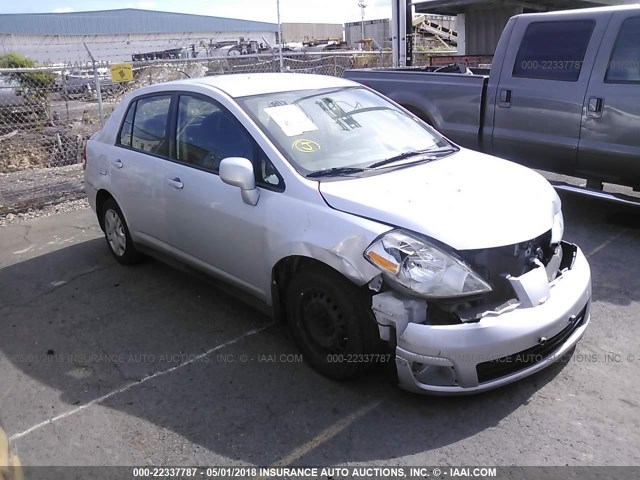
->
[101,198,142,265]
[285,265,381,379]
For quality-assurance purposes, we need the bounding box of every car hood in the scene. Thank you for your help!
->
[318,149,560,251]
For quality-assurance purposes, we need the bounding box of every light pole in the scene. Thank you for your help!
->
[358,1,367,49]
[277,0,284,72]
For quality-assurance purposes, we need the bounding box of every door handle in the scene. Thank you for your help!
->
[167,177,184,189]
[111,159,123,169]
[498,89,512,108]
[586,97,604,118]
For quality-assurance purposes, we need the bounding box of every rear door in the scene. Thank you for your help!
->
[110,94,173,243]
[578,13,640,187]
[490,14,608,174]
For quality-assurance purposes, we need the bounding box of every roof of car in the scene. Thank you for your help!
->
[167,73,358,98]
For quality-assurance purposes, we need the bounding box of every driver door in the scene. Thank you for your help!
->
[163,93,284,297]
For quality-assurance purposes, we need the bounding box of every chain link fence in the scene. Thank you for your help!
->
[0,50,483,174]
[0,64,113,174]
[0,49,470,219]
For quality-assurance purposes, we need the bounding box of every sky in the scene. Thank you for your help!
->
[0,0,394,24]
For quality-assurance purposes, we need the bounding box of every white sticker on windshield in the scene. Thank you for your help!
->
[264,104,318,137]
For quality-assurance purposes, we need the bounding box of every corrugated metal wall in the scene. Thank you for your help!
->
[0,31,278,63]
[462,5,522,55]
[0,9,277,36]
[0,9,279,63]
[344,19,392,49]
[281,23,344,43]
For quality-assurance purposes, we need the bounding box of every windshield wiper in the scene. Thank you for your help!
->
[367,146,457,169]
[306,166,369,178]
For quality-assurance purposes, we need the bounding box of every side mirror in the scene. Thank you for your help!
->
[219,157,260,206]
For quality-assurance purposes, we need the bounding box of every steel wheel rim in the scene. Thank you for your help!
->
[298,289,349,355]
[104,209,126,257]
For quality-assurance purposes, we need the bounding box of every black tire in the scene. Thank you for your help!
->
[101,198,142,265]
[285,265,381,379]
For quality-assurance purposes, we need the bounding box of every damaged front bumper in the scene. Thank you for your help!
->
[372,242,592,394]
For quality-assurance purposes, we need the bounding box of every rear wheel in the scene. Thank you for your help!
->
[285,265,381,379]
[101,198,142,265]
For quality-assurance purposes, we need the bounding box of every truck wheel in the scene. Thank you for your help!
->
[101,198,142,265]
[285,265,380,379]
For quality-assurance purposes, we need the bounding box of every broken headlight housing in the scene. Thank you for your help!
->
[364,230,492,299]
[551,210,564,244]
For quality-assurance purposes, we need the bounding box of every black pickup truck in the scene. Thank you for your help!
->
[345,5,640,193]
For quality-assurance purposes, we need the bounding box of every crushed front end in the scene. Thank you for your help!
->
[366,230,592,394]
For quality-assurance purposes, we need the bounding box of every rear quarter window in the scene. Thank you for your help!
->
[512,20,595,82]
[117,101,135,147]
[605,17,640,84]
[130,95,172,157]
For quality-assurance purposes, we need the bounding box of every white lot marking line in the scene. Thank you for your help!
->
[9,324,274,442]
[586,228,630,258]
[12,245,35,255]
[10,228,628,446]
[271,395,388,469]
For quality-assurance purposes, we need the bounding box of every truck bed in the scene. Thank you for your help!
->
[344,68,489,149]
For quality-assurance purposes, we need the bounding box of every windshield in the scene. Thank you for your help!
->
[237,86,453,177]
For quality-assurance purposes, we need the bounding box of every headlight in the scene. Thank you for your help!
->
[364,230,492,299]
[551,210,564,244]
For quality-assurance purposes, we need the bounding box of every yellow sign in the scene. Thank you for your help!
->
[293,139,321,153]
[110,63,133,83]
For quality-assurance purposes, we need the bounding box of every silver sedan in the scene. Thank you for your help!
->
[84,73,591,394]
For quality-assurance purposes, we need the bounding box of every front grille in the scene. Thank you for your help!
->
[476,303,588,384]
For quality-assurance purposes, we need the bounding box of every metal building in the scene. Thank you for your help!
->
[0,9,278,64]
[345,18,392,50]
[281,23,344,43]
[413,0,633,55]
[345,15,455,51]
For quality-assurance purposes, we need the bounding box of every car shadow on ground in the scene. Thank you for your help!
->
[0,236,578,465]
[558,191,640,307]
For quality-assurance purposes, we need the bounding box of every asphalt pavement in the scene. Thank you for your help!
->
[0,190,639,466]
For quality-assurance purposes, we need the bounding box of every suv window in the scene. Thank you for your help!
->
[606,17,640,84]
[130,95,172,156]
[513,21,595,81]
[176,94,283,189]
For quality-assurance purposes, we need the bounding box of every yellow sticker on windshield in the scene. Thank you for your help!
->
[293,139,320,153]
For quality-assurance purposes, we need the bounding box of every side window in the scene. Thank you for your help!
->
[176,94,284,190]
[117,101,135,147]
[606,17,640,84]
[255,148,284,190]
[131,95,172,156]
[513,21,595,81]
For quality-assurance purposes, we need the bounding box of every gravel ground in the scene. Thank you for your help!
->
[0,164,88,226]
